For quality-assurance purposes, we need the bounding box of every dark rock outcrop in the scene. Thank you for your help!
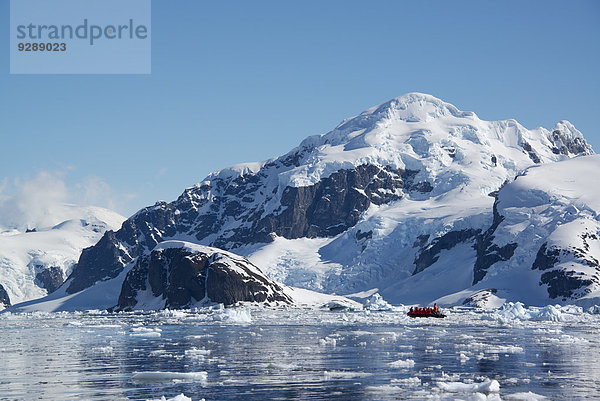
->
[67,231,133,294]
[531,243,561,272]
[115,242,293,310]
[413,229,480,275]
[532,238,600,300]
[520,140,541,164]
[472,200,518,285]
[548,129,593,156]
[462,288,498,308]
[0,284,10,307]
[35,266,64,294]
[539,270,592,300]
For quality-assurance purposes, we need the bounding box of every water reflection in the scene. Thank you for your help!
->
[0,310,599,400]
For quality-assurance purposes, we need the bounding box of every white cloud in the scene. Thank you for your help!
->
[75,175,117,211]
[0,171,129,231]
[155,167,168,179]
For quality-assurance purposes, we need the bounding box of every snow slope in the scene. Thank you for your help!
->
[0,205,125,307]
[465,155,600,305]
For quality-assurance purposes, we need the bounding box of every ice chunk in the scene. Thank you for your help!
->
[132,371,208,384]
[146,395,196,401]
[217,308,252,323]
[505,392,548,400]
[364,293,393,311]
[587,305,600,314]
[91,346,114,356]
[437,379,499,393]
[130,331,161,338]
[323,371,373,380]
[185,347,211,361]
[389,359,415,368]
[390,377,421,386]
[486,302,584,323]
[319,337,337,347]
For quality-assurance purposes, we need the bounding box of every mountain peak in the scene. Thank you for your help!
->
[338,93,477,131]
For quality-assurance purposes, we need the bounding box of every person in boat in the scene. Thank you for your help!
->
[433,303,439,313]
[409,307,414,313]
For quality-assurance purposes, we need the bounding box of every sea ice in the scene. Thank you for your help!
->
[437,379,500,394]
[146,394,198,401]
[323,371,373,380]
[130,327,162,338]
[504,392,548,400]
[390,376,421,386]
[217,308,252,323]
[364,293,393,311]
[389,359,415,368]
[132,371,208,384]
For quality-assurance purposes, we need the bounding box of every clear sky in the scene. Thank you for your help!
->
[1,0,599,219]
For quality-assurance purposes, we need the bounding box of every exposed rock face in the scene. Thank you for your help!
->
[548,124,593,156]
[0,284,10,307]
[521,121,593,163]
[35,266,64,294]
[115,241,293,310]
[67,231,133,294]
[413,229,481,275]
[409,200,518,285]
[520,140,541,164]
[257,165,411,240]
[472,200,518,285]
[532,238,599,300]
[462,289,498,308]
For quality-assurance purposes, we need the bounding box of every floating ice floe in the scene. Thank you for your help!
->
[216,308,252,323]
[390,376,421,386]
[389,359,415,368]
[364,293,394,311]
[129,327,162,337]
[587,305,600,315]
[504,391,548,400]
[146,394,200,401]
[483,302,585,323]
[437,379,499,394]
[91,346,114,356]
[132,371,208,384]
[323,371,373,380]
[185,347,211,361]
[319,336,337,347]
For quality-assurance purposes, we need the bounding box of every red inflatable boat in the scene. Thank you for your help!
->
[407,308,446,318]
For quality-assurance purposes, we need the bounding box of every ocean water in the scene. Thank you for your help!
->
[0,307,599,400]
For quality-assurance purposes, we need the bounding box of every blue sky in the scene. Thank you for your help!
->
[1,0,599,218]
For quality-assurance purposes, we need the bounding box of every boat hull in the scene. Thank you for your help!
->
[407,312,446,318]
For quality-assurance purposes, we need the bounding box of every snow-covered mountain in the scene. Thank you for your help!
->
[434,155,600,307]
[0,205,125,308]
[17,93,595,310]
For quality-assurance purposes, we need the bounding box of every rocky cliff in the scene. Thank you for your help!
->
[115,241,293,310]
